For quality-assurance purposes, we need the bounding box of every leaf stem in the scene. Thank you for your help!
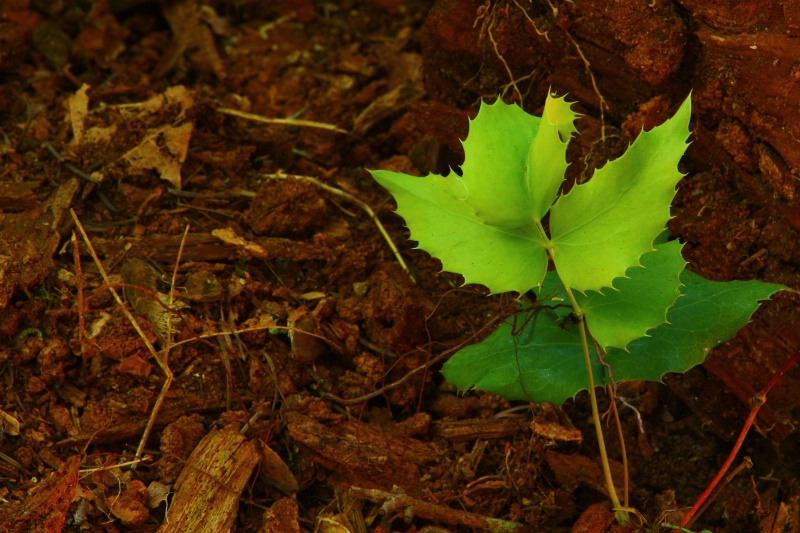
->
[542,227,626,522]
[561,283,627,523]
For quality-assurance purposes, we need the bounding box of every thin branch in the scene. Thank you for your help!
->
[217,107,348,134]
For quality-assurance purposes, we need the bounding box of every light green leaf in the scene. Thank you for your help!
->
[442,268,787,404]
[550,96,692,293]
[578,240,686,351]
[459,99,541,227]
[528,94,579,221]
[371,169,548,294]
[369,96,574,294]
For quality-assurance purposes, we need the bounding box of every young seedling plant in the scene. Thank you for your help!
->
[370,92,788,524]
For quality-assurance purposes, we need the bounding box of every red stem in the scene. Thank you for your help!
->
[676,349,800,531]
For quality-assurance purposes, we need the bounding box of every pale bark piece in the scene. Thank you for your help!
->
[212,227,269,259]
[159,427,261,533]
[123,122,193,190]
[67,83,90,145]
[531,420,583,443]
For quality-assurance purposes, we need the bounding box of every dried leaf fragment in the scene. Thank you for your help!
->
[67,84,90,145]
[123,122,193,190]
[211,227,268,258]
[0,408,21,436]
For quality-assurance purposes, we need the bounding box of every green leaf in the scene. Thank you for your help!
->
[606,271,789,382]
[442,268,787,404]
[370,95,579,294]
[441,301,592,404]
[459,99,541,227]
[528,94,579,221]
[578,240,686,351]
[371,169,548,294]
[550,96,692,293]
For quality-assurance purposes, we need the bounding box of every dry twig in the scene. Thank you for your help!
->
[69,209,181,465]
[217,107,348,134]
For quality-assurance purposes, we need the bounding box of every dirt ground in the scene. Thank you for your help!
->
[1,1,800,532]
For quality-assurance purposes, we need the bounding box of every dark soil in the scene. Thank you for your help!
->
[1,1,799,532]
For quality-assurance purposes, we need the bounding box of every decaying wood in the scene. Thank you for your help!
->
[0,178,79,312]
[2,455,81,532]
[261,497,301,533]
[759,500,800,533]
[258,439,299,496]
[571,503,617,533]
[56,389,227,447]
[285,411,437,495]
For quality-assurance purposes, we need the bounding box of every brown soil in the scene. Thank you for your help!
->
[1,1,799,532]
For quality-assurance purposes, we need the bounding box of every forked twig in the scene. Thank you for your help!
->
[69,209,183,464]
[675,349,800,531]
[544,0,609,140]
[131,225,191,462]
[485,11,523,105]
[562,29,608,140]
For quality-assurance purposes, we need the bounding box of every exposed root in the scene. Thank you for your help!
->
[512,0,551,41]
[563,30,609,140]
[544,0,609,140]
[476,1,531,105]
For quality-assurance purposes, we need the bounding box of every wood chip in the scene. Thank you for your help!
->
[158,426,261,533]
[430,418,528,441]
[531,420,583,443]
